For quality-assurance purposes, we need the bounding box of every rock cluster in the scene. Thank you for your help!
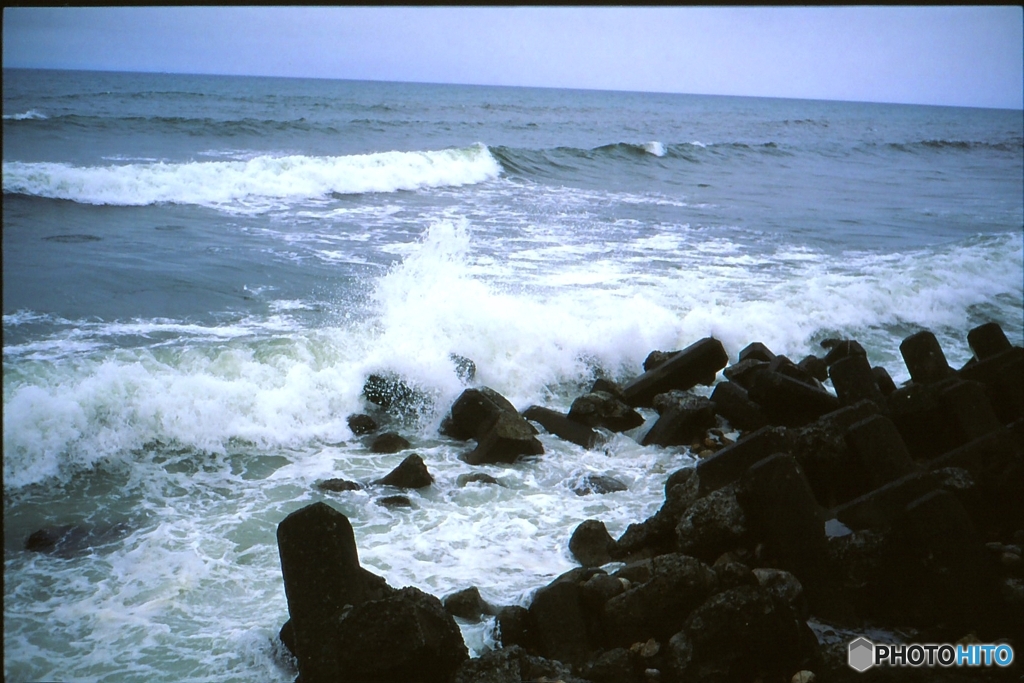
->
[273,322,1022,682]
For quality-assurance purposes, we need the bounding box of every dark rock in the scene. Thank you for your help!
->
[937,378,1004,442]
[23,522,131,558]
[452,646,587,683]
[721,358,769,391]
[333,586,468,683]
[442,586,495,621]
[712,559,758,591]
[959,346,1024,425]
[456,472,502,487]
[844,415,917,490]
[641,393,716,447]
[739,341,776,364]
[614,473,701,559]
[664,466,695,496]
[377,495,413,508]
[316,478,362,492]
[887,379,962,460]
[572,474,628,496]
[371,432,411,454]
[968,322,1012,361]
[675,585,812,683]
[747,370,840,427]
[831,471,938,531]
[461,411,544,465]
[798,355,829,383]
[568,391,645,432]
[363,373,422,411]
[527,575,591,668]
[582,647,637,683]
[279,618,296,657]
[872,366,898,396]
[695,426,790,495]
[603,553,718,646]
[737,454,836,614]
[523,405,600,449]
[580,571,627,611]
[569,519,617,567]
[495,605,533,649]
[440,387,524,441]
[347,413,378,436]
[591,377,627,400]
[822,339,866,367]
[276,502,394,682]
[372,454,433,489]
[622,337,729,408]
[709,381,768,432]
[449,353,476,383]
[769,355,822,388]
[675,486,749,562]
[752,567,808,619]
[900,330,956,384]
[829,353,886,408]
[643,350,680,372]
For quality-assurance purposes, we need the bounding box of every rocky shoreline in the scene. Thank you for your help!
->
[279,323,1021,681]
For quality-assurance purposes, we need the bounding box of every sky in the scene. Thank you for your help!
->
[3,6,1022,109]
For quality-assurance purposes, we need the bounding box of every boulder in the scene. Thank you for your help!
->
[695,426,790,495]
[377,495,413,508]
[316,478,362,492]
[768,355,822,388]
[572,474,628,496]
[452,645,586,683]
[829,354,886,409]
[900,330,956,384]
[461,411,545,465]
[523,404,600,449]
[752,567,808,619]
[738,341,776,364]
[527,574,591,668]
[602,553,719,646]
[347,413,378,435]
[798,355,829,383]
[643,350,680,372]
[372,454,434,489]
[363,373,424,412]
[569,519,617,567]
[844,415,917,491]
[440,387,527,441]
[495,605,533,650]
[614,473,701,559]
[456,472,502,487]
[747,371,839,428]
[449,353,476,383]
[709,381,768,432]
[622,337,729,408]
[968,322,1012,361]
[821,339,866,367]
[641,393,716,447]
[568,391,645,432]
[675,486,749,562]
[442,586,495,621]
[871,366,898,396]
[333,586,468,683]
[371,432,411,454]
[23,522,131,558]
[722,358,769,391]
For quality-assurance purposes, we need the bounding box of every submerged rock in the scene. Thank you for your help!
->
[347,413,378,435]
[370,432,411,454]
[372,453,433,489]
[24,522,131,558]
[316,478,362,492]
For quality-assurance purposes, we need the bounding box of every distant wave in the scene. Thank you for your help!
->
[3,110,47,121]
[1,144,501,211]
[882,137,1023,154]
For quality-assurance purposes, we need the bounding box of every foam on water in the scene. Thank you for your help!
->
[3,109,48,120]
[1,144,502,212]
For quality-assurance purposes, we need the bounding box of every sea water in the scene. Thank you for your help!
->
[3,69,1022,682]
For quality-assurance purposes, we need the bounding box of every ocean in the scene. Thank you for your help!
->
[3,68,1022,682]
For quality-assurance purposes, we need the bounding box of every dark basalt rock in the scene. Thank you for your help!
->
[641,393,716,447]
[968,322,1012,361]
[872,365,898,396]
[569,519,617,567]
[568,391,645,433]
[442,586,495,621]
[456,472,502,487]
[622,337,729,408]
[461,411,544,465]
[829,353,886,409]
[752,567,808,619]
[440,386,525,441]
[523,404,601,449]
[747,370,840,427]
[527,573,592,668]
[695,426,790,495]
[721,358,769,391]
[24,522,131,558]
[495,605,534,650]
[709,381,768,432]
[316,478,362,492]
[643,350,680,372]
[798,354,829,383]
[822,339,866,367]
[675,486,749,562]
[590,377,627,400]
[372,453,434,489]
[738,341,776,364]
[370,432,411,454]
[900,330,956,384]
[572,474,628,496]
[377,495,413,508]
[363,373,424,412]
[614,472,702,559]
[332,586,468,683]
[452,645,588,683]
[346,413,378,435]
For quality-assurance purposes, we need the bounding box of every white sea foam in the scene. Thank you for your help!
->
[3,109,47,120]
[1,144,502,212]
[642,141,666,157]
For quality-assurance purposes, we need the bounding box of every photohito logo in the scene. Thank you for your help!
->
[848,637,1014,671]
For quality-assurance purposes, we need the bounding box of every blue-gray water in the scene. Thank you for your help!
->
[3,69,1022,682]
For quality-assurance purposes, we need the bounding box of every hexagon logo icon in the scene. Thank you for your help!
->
[848,637,875,672]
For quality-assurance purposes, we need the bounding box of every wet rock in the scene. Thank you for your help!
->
[603,553,719,646]
[316,478,362,492]
[372,453,433,489]
[712,560,758,591]
[798,355,829,383]
[643,350,680,372]
[614,473,701,559]
[722,358,769,391]
[591,377,627,399]
[377,495,413,508]
[440,387,527,441]
[739,341,777,364]
[752,568,808,619]
[887,379,962,460]
[442,586,495,621]
[370,432,411,454]
[900,330,956,384]
[675,486,749,562]
[569,519,617,567]
[959,346,1024,425]
[831,471,938,532]
[452,645,586,683]
[363,373,423,411]
[23,522,131,558]
[527,574,591,668]
[844,415,917,490]
[333,586,468,683]
[449,353,476,383]
[495,605,533,649]
[872,366,898,396]
[456,472,502,487]
[347,413,378,435]
[582,647,636,683]
[622,337,729,408]
[641,393,716,447]
[747,370,839,427]
[461,411,544,465]
[568,391,645,432]
[769,355,823,388]
[695,426,790,495]
[829,353,886,409]
[968,321,1012,361]
[710,381,768,432]
[572,473,628,496]
[673,585,812,683]
[523,404,601,449]
[822,339,866,367]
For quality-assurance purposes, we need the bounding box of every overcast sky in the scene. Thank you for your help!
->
[3,6,1022,109]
